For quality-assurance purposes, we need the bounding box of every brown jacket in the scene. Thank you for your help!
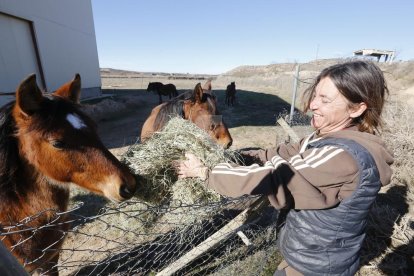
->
[205,127,394,209]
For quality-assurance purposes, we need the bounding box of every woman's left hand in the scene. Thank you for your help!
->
[174,153,209,180]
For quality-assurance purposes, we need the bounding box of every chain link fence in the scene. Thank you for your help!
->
[1,195,282,275]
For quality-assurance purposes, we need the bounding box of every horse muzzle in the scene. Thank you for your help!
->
[218,138,233,149]
[119,182,136,199]
[118,174,140,200]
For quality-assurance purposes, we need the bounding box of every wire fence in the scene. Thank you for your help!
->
[1,195,281,275]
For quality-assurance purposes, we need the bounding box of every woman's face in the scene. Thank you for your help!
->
[309,77,355,135]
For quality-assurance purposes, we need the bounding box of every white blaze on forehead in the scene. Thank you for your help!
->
[66,113,87,129]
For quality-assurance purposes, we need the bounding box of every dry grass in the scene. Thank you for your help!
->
[356,99,414,275]
[122,117,240,205]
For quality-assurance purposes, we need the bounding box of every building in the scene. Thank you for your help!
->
[0,0,101,106]
[353,49,395,63]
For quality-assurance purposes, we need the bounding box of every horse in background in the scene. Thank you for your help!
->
[141,83,232,149]
[225,82,236,106]
[0,74,138,275]
[147,82,178,104]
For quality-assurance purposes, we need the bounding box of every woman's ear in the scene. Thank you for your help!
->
[349,102,367,118]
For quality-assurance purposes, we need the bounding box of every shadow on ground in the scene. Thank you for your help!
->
[212,89,308,128]
[360,185,413,275]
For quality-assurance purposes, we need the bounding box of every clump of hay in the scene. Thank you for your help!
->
[122,117,239,205]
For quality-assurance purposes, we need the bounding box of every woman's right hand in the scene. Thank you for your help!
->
[174,153,209,180]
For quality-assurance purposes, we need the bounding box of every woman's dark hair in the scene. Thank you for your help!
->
[302,60,389,134]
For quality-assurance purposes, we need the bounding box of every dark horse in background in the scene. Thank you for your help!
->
[141,82,232,149]
[225,82,236,106]
[147,82,178,104]
[0,74,138,275]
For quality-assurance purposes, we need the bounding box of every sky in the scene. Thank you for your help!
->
[91,0,414,74]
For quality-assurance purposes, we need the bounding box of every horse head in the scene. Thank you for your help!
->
[183,83,232,149]
[147,82,163,93]
[12,74,138,202]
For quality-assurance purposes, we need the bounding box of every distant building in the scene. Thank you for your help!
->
[353,49,395,63]
[0,0,101,106]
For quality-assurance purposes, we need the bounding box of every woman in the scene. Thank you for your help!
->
[175,60,394,275]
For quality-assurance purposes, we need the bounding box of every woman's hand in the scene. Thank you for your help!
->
[174,153,209,180]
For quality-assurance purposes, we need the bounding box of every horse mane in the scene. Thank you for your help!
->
[0,102,21,200]
[153,93,187,130]
[153,90,216,130]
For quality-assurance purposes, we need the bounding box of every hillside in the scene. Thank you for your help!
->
[99,59,414,114]
[216,58,414,105]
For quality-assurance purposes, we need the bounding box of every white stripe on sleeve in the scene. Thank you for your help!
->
[294,148,344,170]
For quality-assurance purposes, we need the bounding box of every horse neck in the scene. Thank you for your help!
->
[182,100,196,122]
[6,149,69,206]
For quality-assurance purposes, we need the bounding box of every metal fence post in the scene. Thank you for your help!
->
[289,64,300,124]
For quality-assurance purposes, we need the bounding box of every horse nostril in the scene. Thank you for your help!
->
[226,140,233,149]
[119,183,135,199]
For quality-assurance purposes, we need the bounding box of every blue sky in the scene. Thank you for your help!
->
[91,0,413,74]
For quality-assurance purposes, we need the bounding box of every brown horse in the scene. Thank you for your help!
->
[225,82,236,106]
[0,74,138,275]
[141,83,233,148]
[147,82,178,104]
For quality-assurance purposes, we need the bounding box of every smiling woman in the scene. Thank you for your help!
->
[175,60,394,275]
[302,60,388,135]
[307,77,367,134]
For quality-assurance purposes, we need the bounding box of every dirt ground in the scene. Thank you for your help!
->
[81,91,158,158]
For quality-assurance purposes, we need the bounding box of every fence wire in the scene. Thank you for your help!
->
[1,195,281,275]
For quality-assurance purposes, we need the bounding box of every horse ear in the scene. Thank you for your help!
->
[53,73,81,103]
[202,80,212,91]
[194,83,203,103]
[15,74,43,116]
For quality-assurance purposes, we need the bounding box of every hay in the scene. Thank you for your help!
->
[122,116,239,205]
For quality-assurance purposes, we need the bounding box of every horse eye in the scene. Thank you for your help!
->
[51,140,66,149]
[210,123,216,130]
